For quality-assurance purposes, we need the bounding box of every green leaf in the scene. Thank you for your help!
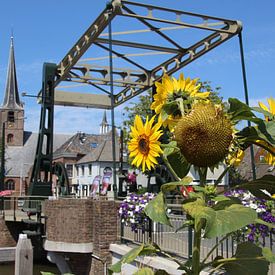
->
[212,197,242,211]
[160,176,193,193]
[166,152,191,178]
[161,101,178,121]
[162,141,178,157]
[262,247,275,263]
[251,106,274,119]
[192,186,206,193]
[234,175,275,199]
[182,199,209,231]
[108,244,145,273]
[184,200,258,238]
[133,267,154,275]
[228,98,260,123]
[237,122,275,147]
[155,270,170,275]
[108,244,158,274]
[204,204,257,238]
[175,219,194,232]
[144,192,171,226]
[222,242,269,275]
[212,195,231,202]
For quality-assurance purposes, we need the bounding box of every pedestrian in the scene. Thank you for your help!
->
[128,171,137,193]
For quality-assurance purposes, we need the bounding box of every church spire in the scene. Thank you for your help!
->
[2,36,23,109]
[100,110,109,134]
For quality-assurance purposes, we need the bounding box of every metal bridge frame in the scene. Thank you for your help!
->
[32,0,245,195]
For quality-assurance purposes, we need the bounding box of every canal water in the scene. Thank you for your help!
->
[0,262,60,274]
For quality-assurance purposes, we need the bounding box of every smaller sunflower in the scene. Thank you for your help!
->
[128,115,163,172]
[151,73,210,130]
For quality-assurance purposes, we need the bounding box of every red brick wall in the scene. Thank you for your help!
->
[44,198,119,275]
[45,199,93,243]
[90,199,118,274]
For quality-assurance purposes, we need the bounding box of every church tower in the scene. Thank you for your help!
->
[0,36,24,146]
[99,110,109,134]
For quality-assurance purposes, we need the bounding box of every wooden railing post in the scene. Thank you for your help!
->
[15,234,33,275]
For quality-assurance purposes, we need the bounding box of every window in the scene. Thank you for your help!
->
[88,164,92,175]
[66,164,73,178]
[7,134,14,144]
[259,155,265,162]
[81,165,85,176]
[8,111,15,123]
[76,166,79,176]
[4,180,15,190]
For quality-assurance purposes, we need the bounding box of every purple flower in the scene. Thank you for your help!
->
[118,193,155,232]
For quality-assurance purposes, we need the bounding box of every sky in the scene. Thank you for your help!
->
[0,0,274,134]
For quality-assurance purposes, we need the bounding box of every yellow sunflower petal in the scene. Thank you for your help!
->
[259,101,270,112]
[267,97,275,115]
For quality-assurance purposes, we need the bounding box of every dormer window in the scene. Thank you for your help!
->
[8,111,15,123]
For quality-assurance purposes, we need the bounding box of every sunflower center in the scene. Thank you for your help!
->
[138,136,150,155]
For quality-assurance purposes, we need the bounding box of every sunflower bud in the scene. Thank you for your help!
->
[174,103,233,167]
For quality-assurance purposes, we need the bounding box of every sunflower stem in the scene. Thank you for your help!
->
[214,165,230,187]
[162,156,180,181]
[192,220,202,275]
[198,167,207,186]
[163,156,190,199]
[177,98,185,116]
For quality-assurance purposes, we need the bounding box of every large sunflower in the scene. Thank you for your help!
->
[128,115,163,172]
[174,103,233,167]
[151,73,210,130]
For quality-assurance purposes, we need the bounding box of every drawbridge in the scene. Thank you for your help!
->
[29,0,243,196]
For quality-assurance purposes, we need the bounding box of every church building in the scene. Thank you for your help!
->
[0,37,124,196]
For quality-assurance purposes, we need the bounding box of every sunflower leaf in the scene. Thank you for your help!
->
[161,176,193,193]
[133,267,155,275]
[162,141,179,157]
[166,152,191,179]
[251,106,274,119]
[108,244,158,274]
[262,247,275,263]
[203,204,257,238]
[233,175,275,199]
[228,98,260,123]
[161,101,179,118]
[222,242,269,275]
[145,192,171,226]
[236,123,275,147]
[108,244,145,273]
[183,200,257,238]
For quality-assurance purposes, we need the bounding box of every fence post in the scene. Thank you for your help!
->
[15,234,33,275]
[188,225,193,259]
[148,219,152,241]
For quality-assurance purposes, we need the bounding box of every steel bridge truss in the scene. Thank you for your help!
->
[31,0,243,196]
[52,0,242,109]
